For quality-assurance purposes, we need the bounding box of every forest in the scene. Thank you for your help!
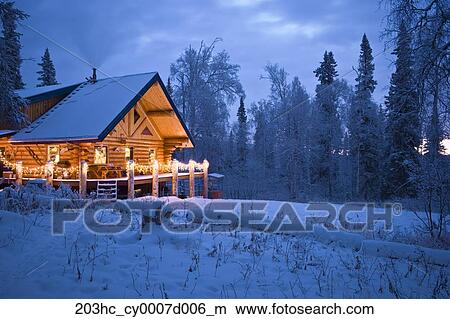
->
[167,1,449,241]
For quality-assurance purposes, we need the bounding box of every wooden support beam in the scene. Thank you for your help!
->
[45,161,54,186]
[160,134,192,148]
[203,159,209,198]
[164,138,189,143]
[79,161,87,198]
[127,160,135,199]
[15,161,22,185]
[146,110,175,117]
[171,160,178,197]
[189,160,195,198]
[152,160,159,197]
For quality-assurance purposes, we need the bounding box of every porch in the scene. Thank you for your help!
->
[0,159,222,199]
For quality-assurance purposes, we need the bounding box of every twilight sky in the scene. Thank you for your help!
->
[15,0,393,116]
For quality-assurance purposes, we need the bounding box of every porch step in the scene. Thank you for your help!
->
[97,183,117,187]
[96,180,118,200]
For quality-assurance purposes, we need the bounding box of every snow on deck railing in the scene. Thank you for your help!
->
[1,155,210,199]
[1,155,208,178]
[123,159,209,199]
[134,159,208,175]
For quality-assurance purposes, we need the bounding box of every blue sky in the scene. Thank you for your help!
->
[15,0,393,115]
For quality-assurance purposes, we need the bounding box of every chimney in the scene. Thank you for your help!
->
[86,68,97,83]
[92,68,97,82]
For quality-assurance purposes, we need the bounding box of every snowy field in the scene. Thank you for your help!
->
[0,191,449,298]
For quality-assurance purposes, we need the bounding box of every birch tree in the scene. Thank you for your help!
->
[170,39,244,169]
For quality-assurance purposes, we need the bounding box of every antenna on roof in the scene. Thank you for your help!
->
[86,68,97,83]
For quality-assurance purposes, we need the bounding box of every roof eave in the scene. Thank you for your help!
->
[0,130,17,138]
[10,136,100,144]
[23,83,81,104]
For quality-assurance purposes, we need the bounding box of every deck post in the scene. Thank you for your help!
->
[127,160,135,199]
[202,159,209,198]
[79,160,88,198]
[152,160,159,197]
[45,161,54,186]
[171,160,178,197]
[189,160,195,197]
[15,161,23,185]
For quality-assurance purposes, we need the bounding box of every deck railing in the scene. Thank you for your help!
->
[123,159,209,199]
[1,156,209,199]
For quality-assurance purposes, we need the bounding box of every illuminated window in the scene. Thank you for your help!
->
[149,149,156,163]
[125,147,134,162]
[94,146,107,164]
[48,146,60,163]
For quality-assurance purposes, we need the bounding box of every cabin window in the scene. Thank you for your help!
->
[48,146,60,163]
[149,149,156,163]
[125,147,134,162]
[94,146,108,165]
[142,126,153,136]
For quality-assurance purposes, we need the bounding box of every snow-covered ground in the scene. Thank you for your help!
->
[0,193,449,298]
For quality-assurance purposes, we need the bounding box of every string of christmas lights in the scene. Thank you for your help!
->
[0,155,79,177]
[1,155,207,179]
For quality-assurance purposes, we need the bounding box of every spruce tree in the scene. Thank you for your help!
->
[0,38,27,129]
[252,101,275,179]
[424,73,444,160]
[313,51,338,85]
[224,130,235,170]
[349,34,382,199]
[311,51,341,199]
[384,22,421,197]
[166,77,173,97]
[37,48,58,87]
[236,96,248,167]
[0,1,27,89]
[282,76,311,200]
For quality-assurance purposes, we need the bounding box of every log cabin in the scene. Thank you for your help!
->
[0,71,217,198]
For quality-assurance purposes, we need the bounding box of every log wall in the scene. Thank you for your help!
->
[0,136,168,177]
[23,95,67,123]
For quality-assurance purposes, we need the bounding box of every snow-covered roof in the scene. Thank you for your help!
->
[16,83,73,98]
[0,130,16,138]
[16,83,81,103]
[11,72,163,143]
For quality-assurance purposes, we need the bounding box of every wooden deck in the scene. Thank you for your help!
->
[1,158,215,199]
[2,171,207,198]
[3,172,204,185]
